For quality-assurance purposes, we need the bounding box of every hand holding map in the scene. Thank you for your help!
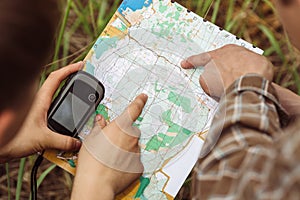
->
[182,45,273,100]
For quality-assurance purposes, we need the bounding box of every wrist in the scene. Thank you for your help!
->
[272,83,300,115]
[95,184,115,200]
[71,180,115,200]
[72,147,118,199]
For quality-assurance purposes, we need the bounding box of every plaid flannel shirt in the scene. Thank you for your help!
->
[192,74,300,200]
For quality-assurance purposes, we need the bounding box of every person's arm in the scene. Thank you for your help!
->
[180,44,293,199]
[272,83,300,115]
[191,75,289,199]
[181,44,274,100]
[0,62,84,162]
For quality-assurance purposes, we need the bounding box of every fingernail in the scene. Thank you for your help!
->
[75,140,82,149]
[141,93,148,98]
[181,60,187,67]
[96,114,102,121]
[77,61,84,69]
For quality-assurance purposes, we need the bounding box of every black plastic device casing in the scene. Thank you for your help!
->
[47,71,105,137]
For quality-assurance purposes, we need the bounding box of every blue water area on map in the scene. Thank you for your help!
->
[85,61,95,75]
[118,0,153,14]
[93,37,119,59]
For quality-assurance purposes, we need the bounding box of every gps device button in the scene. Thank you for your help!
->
[88,93,97,102]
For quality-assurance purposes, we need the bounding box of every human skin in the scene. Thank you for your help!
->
[272,83,300,115]
[181,0,300,116]
[274,0,300,50]
[72,1,300,199]
[0,62,84,163]
[72,0,300,198]
[181,48,300,116]
[2,0,300,199]
[71,94,148,199]
[181,45,274,100]
[270,0,300,115]
[0,61,148,199]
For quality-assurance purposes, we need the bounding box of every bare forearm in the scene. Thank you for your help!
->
[71,147,115,200]
[272,83,300,115]
[71,177,114,200]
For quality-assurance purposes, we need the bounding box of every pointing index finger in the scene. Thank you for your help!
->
[127,94,148,122]
[114,94,148,138]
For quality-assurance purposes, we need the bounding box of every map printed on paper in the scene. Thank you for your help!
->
[82,0,263,199]
[44,0,263,199]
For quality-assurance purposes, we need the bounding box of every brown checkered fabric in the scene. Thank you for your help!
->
[192,74,300,200]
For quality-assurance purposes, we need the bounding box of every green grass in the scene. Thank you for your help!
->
[16,158,26,200]
[3,0,300,199]
[40,0,299,93]
[5,163,11,199]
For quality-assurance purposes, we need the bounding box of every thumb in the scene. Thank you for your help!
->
[126,94,148,123]
[181,52,211,69]
[43,131,82,151]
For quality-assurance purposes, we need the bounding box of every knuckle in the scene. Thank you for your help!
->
[261,58,273,71]
[48,71,57,78]
[223,44,246,52]
[223,44,236,50]
[262,57,271,67]
[64,137,74,149]
[48,68,69,82]
[186,55,196,62]
[133,137,140,144]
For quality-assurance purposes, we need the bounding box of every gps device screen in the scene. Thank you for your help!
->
[52,93,90,132]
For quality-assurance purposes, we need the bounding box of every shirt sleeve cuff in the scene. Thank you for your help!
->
[226,74,289,127]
